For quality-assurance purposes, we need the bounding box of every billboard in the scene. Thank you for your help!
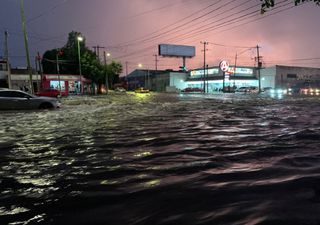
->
[159,44,195,58]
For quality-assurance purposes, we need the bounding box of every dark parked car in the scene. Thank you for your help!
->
[0,89,60,110]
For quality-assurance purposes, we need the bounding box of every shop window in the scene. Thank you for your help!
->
[50,80,65,90]
[287,74,297,79]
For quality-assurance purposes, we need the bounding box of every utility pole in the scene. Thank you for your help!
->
[104,51,109,93]
[20,0,34,94]
[201,41,209,93]
[256,45,262,93]
[93,45,106,61]
[37,52,43,90]
[56,49,61,92]
[234,52,238,88]
[4,31,12,89]
[153,54,159,71]
[125,61,128,76]
[206,64,209,93]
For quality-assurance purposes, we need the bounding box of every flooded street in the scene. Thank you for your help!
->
[1,92,320,225]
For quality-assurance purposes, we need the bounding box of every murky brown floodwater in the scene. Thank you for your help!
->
[1,92,320,225]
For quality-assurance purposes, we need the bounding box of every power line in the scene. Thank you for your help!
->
[115,0,226,48]
[27,0,69,24]
[115,0,295,61]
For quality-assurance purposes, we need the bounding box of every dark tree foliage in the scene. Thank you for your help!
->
[261,0,320,13]
[42,31,122,88]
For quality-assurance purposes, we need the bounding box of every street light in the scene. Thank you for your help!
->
[138,63,149,89]
[104,51,111,92]
[77,36,83,94]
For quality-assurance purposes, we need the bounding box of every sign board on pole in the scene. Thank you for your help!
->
[159,44,195,58]
[219,60,229,72]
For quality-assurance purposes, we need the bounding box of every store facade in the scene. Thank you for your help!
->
[42,74,92,95]
[186,66,259,92]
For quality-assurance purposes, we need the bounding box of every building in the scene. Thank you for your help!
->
[128,65,320,93]
[0,64,92,94]
[10,67,41,91]
[261,65,320,90]
[42,74,92,95]
[126,69,188,92]
[187,66,258,92]
[0,60,8,87]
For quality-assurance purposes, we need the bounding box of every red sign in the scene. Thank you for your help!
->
[219,60,229,72]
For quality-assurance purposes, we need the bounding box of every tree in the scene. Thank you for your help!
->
[261,0,320,13]
[104,61,123,89]
[42,31,123,93]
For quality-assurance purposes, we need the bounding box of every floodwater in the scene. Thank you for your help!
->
[1,92,320,225]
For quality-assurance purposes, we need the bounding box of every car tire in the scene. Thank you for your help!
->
[39,102,54,109]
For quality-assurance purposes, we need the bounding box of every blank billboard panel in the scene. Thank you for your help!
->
[159,44,195,58]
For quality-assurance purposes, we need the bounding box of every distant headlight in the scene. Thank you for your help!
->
[277,89,283,94]
[270,89,275,94]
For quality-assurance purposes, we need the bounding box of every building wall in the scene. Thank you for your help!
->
[10,74,41,91]
[169,72,188,91]
[260,67,276,89]
[128,66,320,93]
[152,73,170,92]
[0,71,6,80]
[0,62,8,86]
[275,65,320,89]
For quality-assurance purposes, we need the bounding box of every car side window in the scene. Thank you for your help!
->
[0,91,32,98]
[0,91,13,97]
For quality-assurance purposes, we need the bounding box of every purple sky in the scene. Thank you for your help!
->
[1,0,320,75]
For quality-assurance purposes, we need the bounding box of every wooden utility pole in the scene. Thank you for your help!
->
[234,52,238,88]
[56,49,61,92]
[256,45,262,93]
[201,41,209,93]
[93,45,106,61]
[37,52,43,90]
[20,0,34,93]
[125,61,128,76]
[153,54,159,71]
[4,31,12,89]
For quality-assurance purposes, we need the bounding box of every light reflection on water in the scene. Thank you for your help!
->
[1,93,320,225]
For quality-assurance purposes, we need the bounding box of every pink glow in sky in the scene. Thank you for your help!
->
[1,0,320,74]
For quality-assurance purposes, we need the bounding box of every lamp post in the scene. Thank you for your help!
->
[20,0,33,93]
[104,51,111,92]
[77,36,83,94]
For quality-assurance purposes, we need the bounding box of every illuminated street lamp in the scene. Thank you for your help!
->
[77,36,83,94]
[138,63,149,89]
[104,51,111,92]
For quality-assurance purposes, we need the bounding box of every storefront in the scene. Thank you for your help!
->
[187,66,258,92]
[42,74,92,95]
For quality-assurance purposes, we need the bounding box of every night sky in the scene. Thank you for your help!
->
[0,0,320,75]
